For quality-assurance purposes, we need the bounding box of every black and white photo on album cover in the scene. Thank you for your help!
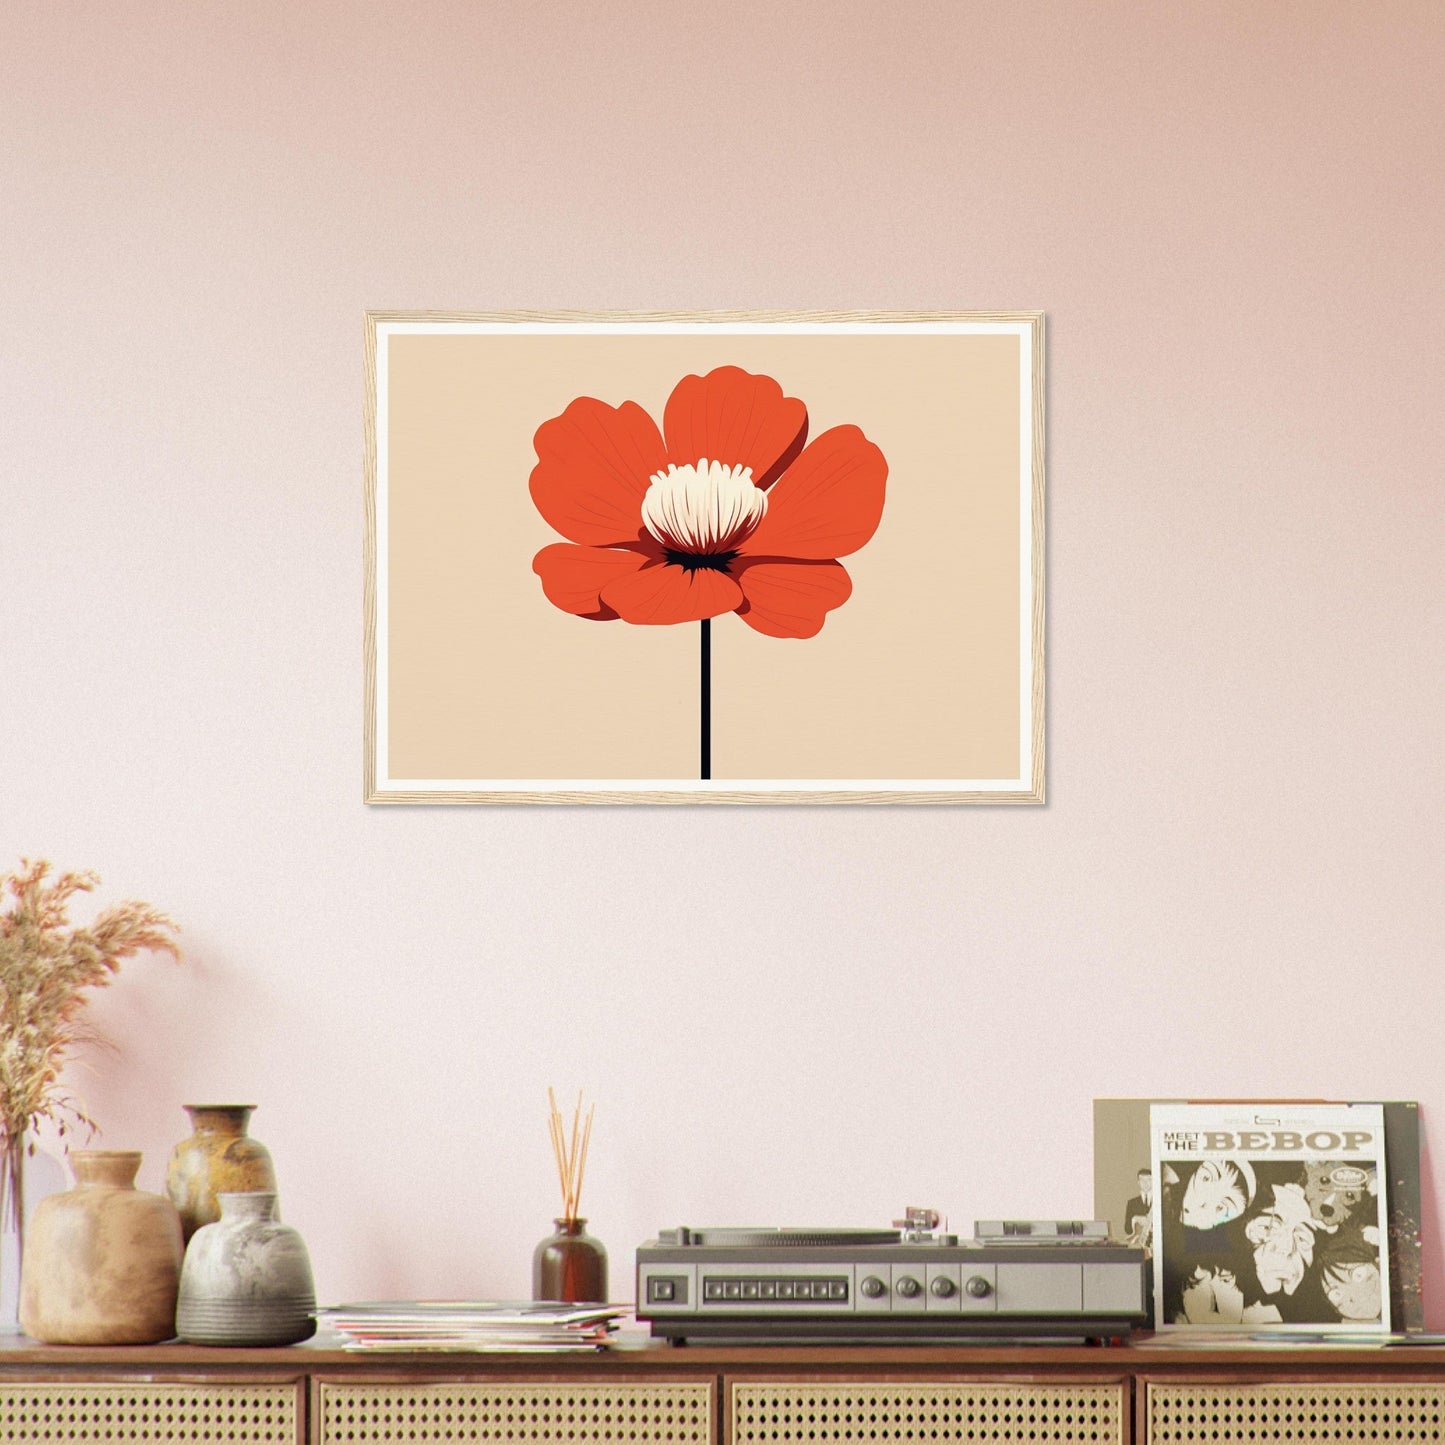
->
[1150,1102,1390,1333]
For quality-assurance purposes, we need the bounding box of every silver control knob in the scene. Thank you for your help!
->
[896,1275,922,1299]
[860,1275,887,1299]
[930,1276,957,1298]
[965,1274,992,1298]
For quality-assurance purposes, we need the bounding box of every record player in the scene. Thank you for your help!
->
[635,1209,1147,1343]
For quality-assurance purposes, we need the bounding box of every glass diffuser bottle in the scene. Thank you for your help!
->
[533,1216,607,1303]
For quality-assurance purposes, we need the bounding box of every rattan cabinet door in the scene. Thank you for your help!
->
[317,1378,715,1445]
[1145,1380,1445,1443]
[0,1381,302,1444]
[729,1381,1125,1445]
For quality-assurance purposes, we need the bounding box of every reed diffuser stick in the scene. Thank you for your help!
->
[548,1088,595,1223]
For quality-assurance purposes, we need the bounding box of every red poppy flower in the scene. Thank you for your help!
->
[530,366,886,639]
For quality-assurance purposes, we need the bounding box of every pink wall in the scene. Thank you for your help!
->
[4,1,1444,1319]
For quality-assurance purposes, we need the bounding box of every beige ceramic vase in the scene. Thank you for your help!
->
[19,1150,184,1344]
[166,1104,278,1241]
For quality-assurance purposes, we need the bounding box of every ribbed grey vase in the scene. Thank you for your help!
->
[176,1191,316,1346]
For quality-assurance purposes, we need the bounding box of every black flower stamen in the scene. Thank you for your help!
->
[666,548,740,574]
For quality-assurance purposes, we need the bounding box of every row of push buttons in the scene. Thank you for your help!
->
[703,1276,849,1303]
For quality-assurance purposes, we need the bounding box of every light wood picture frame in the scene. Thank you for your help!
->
[364,310,1045,804]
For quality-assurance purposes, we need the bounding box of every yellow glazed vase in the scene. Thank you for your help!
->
[165,1104,278,1242]
[19,1150,183,1344]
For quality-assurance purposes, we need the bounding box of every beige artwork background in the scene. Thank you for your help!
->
[384,329,1023,782]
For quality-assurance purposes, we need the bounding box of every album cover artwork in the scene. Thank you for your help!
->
[1093,1098,1421,1333]
[1150,1102,1389,1333]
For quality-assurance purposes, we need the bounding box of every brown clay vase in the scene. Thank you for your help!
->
[19,1150,184,1344]
[165,1104,278,1241]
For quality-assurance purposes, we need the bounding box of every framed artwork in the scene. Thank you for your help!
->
[364,310,1045,804]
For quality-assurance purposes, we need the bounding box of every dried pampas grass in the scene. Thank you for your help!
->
[0,858,180,1228]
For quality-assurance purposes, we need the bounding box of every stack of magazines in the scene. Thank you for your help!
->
[316,1301,630,1352]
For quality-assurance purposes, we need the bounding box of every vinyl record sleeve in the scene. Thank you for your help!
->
[1149,1102,1390,1333]
[1093,1098,1421,1333]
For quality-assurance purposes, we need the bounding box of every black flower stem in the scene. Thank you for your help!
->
[700,618,711,781]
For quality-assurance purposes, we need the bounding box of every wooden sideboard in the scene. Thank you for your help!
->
[4,1334,1445,1444]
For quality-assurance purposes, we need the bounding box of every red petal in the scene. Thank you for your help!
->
[532,543,654,619]
[530,397,667,545]
[734,559,852,639]
[737,426,886,560]
[600,562,743,625]
[663,367,808,488]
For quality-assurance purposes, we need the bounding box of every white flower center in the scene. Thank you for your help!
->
[640,459,767,556]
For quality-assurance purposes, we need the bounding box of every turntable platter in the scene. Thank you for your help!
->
[676,1226,903,1247]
